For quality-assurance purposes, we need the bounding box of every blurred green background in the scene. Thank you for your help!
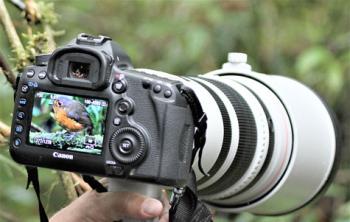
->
[0,0,349,221]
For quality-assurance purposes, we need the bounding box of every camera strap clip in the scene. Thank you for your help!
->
[169,171,213,222]
[169,187,185,209]
[178,84,209,177]
[169,85,212,222]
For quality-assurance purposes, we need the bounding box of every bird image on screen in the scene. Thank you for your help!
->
[52,97,92,133]
[28,92,108,155]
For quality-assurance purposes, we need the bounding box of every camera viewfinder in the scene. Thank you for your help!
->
[69,61,90,79]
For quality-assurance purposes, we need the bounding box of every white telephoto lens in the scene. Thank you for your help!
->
[136,52,340,215]
[194,53,339,215]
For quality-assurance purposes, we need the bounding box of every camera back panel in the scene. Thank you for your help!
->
[10,63,194,186]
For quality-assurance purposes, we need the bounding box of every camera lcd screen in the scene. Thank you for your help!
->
[68,61,90,79]
[28,91,108,155]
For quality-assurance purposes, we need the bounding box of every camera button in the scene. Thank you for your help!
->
[38,71,47,79]
[164,90,172,98]
[112,80,127,94]
[118,139,133,154]
[153,85,162,93]
[112,165,124,175]
[21,85,29,93]
[106,164,124,175]
[19,98,27,106]
[113,117,121,126]
[142,80,151,89]
[117,100,133,115]
[26,69,35,78]
[17,111,25,120]
[13,138,22,147]
[15,125,24,133]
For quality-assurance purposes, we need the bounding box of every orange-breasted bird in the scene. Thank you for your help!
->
[52,97,92,134]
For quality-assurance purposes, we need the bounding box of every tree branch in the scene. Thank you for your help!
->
[44,24,56,52]
[25,0,57,53]
[0,121,10,147]
[57,171,78,201]
[0,51,16,89]
[0,0,27,69]
[0,134,7,146]
[71,173,92,193]
[0,121,11,138]
[24,0,41,24]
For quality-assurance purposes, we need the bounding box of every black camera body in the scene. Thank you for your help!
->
[10,34,194,186]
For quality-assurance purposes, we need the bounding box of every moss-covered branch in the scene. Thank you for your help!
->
[0,0,27,69]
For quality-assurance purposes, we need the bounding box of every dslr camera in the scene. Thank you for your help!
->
[10,34,340,216]
[10,34,195,186]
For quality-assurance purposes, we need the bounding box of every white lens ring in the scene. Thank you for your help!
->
[207,75,293,207]
[191,78,240,189]
[200,70,336,215]
[198,76,269,199]
[183,78,226,178]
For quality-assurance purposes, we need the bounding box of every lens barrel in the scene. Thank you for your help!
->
[136,57,339,216]
[186,73,338,215]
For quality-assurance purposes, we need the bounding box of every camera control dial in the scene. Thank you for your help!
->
[109,127,147,165]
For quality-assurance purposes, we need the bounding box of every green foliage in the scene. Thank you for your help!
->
[37,1,58,25]
[23,32,50,60]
